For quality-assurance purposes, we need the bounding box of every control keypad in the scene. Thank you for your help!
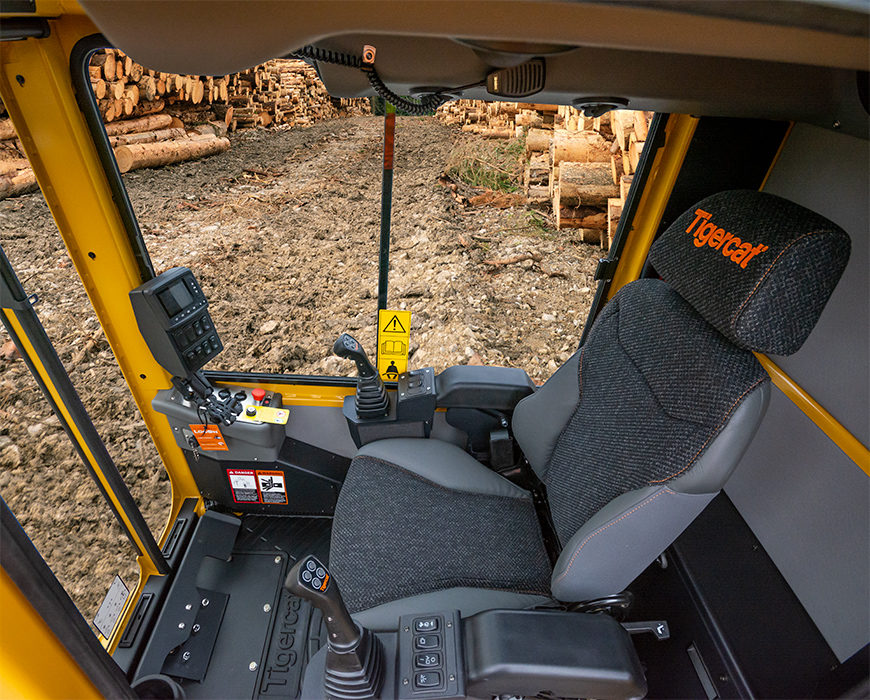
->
[398,610,462,698]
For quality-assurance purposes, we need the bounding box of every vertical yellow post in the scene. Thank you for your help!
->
[0,17,201,647]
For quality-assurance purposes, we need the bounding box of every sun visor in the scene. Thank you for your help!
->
[79,1,308,75]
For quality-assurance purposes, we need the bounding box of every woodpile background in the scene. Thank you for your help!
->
[0,50,369,199]
[437,100,653,249]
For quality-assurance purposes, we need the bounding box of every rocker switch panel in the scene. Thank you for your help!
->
[398,610,463,699]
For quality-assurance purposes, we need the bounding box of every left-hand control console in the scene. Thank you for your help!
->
[130,266,222,378]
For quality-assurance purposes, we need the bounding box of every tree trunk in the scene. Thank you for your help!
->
[557,161,619,207]
[0,168,37,199]
[109,127,187,147]
[104,113,173,136]
[524,128,552,154]
[0,119,17,141]
[607,197,624,250]
[113,136,230,173]
[549,130,610,166]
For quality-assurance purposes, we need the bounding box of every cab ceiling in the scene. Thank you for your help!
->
[79,0,870,136]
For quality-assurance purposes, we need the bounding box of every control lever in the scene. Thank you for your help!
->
[333,334,378,378]
[333,333,389,419]
[286,555,384,699]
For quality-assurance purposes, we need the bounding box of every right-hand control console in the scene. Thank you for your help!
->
[333,333,436,447]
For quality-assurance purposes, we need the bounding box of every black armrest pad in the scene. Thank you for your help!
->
[435,366,536,410]
[464,610,647,699]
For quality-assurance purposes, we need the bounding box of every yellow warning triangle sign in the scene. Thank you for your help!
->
[382,314,407,333]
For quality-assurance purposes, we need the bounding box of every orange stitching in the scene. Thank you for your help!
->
[553,489,669,584]
[648,376,767,483]
[730,231,823,329]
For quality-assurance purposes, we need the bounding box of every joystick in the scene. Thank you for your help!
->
[286,555,384,699]
[333,333,389,419]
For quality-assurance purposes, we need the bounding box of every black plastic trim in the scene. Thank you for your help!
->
[0,17,48,40]
[205,369,388,389]
[1,497,136,698]
[68,34,154,285]
[580,112,668,344]
[0,245,168,574]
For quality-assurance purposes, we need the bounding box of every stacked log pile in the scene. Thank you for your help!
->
[0,50,369,199]
[437,100,653,248]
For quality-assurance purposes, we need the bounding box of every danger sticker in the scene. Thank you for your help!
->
[227,469,258,503]
[377,309,412,381]
[190,424,229,451]
[256,470,288,504]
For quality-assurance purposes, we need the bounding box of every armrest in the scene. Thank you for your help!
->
[435,366,535,411]
[463,609,646,699]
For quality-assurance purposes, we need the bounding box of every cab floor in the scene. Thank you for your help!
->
[172,515,331,700]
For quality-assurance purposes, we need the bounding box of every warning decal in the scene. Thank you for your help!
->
[377,309,411,381]
[227,469,259,503]
[256,470,288,505]
[190,424,229,451]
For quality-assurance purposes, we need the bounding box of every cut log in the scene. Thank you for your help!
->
[0,119,17,140]
[93,79,107,99]
[0,168,37,199]
[524,128,552,154]
[549,130,611,166]
[633,111,653,141]
[556,161,619,207]
[104,113,173,136]
[629,139,645,171]
[108,127,186,147]
[611,110,634,151]
[102,51,116,81]
[607,197,624,250]
[610,154,623,185]
[113,136,230,173]
[129,99,166,118]
[620,174,633,201]
[0,158,29,176]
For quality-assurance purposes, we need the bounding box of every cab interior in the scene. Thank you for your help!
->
[0,2,867,699]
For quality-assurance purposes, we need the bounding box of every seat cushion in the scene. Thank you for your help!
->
[330,440,552,614]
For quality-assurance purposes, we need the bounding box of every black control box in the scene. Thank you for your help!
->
[397,610,463,699]
[130,267,222,377]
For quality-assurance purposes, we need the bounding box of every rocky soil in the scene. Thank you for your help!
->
[0,115,601,626]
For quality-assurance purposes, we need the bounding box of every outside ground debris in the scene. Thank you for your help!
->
[0,115,601,626]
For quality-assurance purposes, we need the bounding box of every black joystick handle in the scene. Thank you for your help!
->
[333,334,378,379]
[333,333,389,419]
[285,555,359,649]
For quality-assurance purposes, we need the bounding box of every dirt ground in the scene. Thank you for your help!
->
[0,115,601,626]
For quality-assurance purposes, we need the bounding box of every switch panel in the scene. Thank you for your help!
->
[398,610,463,699]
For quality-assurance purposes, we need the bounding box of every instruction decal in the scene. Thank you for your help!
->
[227,468,259,503]
[190,424,229,451]
[256,470,288,504]
[93,575,129,639]
[377,309,411,381]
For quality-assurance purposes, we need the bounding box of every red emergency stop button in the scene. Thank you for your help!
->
[252,388,266,404]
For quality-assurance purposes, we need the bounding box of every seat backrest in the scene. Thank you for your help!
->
[512,190,851,602]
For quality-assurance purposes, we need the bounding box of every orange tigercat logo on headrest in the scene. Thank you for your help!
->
[686,209,768,269]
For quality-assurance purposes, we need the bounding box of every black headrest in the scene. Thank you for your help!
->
[648,190,851,355]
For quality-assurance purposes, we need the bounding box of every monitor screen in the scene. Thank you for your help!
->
[157,279,195,317]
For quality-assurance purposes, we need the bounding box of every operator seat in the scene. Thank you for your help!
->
[330,191,851,630]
